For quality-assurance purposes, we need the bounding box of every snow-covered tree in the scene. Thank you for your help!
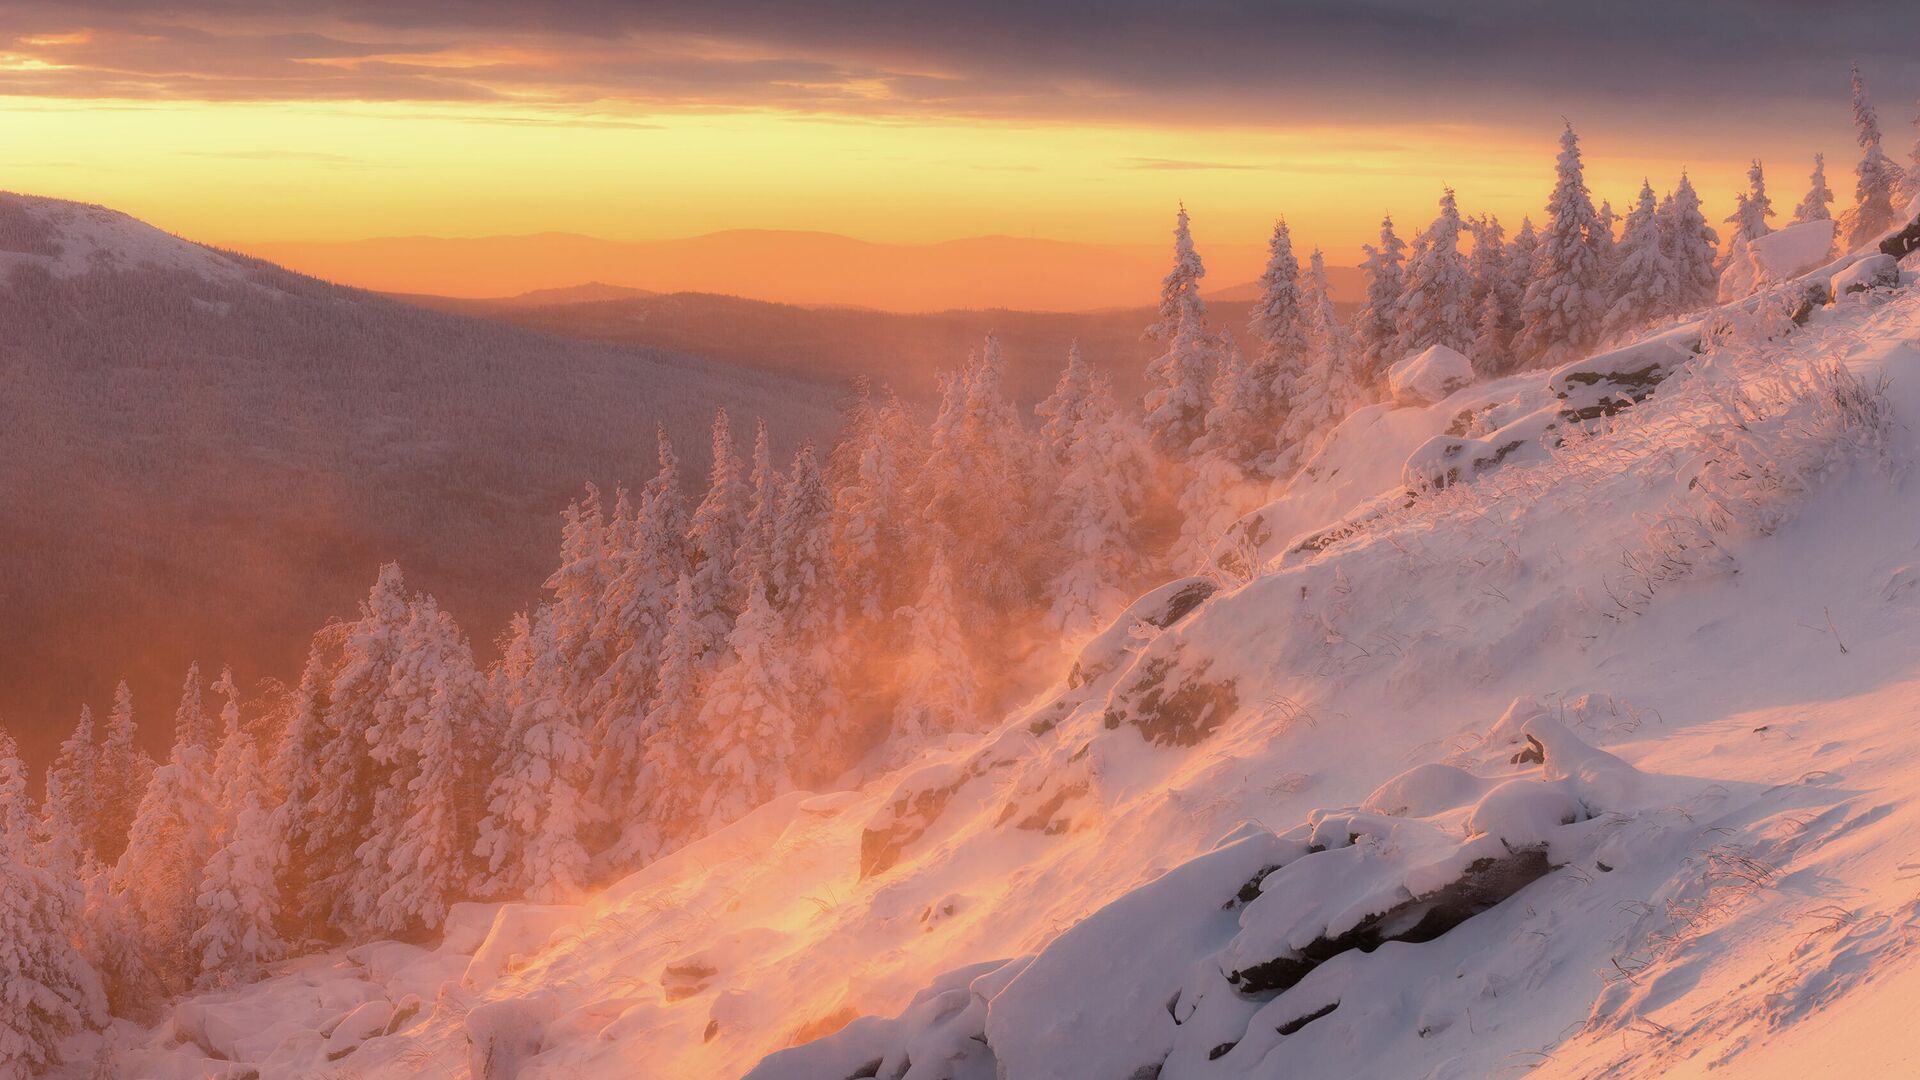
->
[543,484,612,697]
[112,668,222,991]
[1516,124,1610,363]
[590,429,693,821]
[631,576,708,857]
[1395,187,1476,359]
[189,688,281,989]
[1657,172,1720,315]
[45,707,98,860]
[1602,180,1681,342]
[1353,214,1408,389]
[94,681,150,865]
[1,731,106,1080]
[686,409,751,640]
[1204,220,1304,473]
[1148,204,1207,341]
[1143,308,1215,461]
[1793,153,1835,224]
[1142,208,1217,459]
[1469,214,1521,371]
[771,441,851,780]
[1278,249,1361,467]
[1719,160,1776,274]
[272,564,412,935]
[1046,368,1149,636]
[1037,340,1097,467]
[475,610,591,904]
[1849,65,1903,248]
[347,599,494,936]
[892,548,982,744]
[832,387,920,626]
[923,337,1045,602]
[690,578,800,831]
[736,419,781,599]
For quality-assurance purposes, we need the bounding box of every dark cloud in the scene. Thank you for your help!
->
[0,0,1916,133]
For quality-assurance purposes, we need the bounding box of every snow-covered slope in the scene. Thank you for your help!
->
[0,192,842,770]
[115,261,1920,1078]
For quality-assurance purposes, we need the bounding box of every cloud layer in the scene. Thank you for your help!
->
[3,1,1916,128]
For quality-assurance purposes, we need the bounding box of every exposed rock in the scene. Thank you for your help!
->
[1402,434,1525,491]
[1227,847,1554,995]
[1880,212,1920,260]
[860,763,969,879]
[1549,326,1699,422]
[1832,253,1900,296]
[1103,650,1240,748]
[1066,576,1218,691]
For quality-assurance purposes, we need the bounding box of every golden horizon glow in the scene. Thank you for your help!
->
[0,93,1845,306]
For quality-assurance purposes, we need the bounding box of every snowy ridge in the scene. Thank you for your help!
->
[120,260,1920,1077]
[0,193,259,287]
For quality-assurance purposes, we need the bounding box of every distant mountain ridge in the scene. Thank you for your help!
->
[0,193,842,769]
[244,229,1366,313]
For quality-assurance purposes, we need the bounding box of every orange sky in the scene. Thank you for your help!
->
[0,4,1911,308]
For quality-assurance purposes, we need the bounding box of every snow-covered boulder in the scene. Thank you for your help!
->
[1831,253,1900,297]
[462,904,582,989]
[1549,323,1699,421]
[1723,220,1837,302]
[1387,345,1475,406]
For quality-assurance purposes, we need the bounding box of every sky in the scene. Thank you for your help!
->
[1,1,1917,302]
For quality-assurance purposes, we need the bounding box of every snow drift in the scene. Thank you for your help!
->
[113,245,1920,1079]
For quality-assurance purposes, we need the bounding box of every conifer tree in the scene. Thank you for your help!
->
[832,388,917,626]
[112,668,222,991]
[1204,219,1304,474]
[1793,153,1835,224]
[544,485,612,696]
[1849,65,1902,247]
[0,731,105,1080]
[1036,340,1096,467]
[475,610,590,904]
[1656,173,1721,315]
[1602,180,1681,342]
[1394,187,1476,359]
[590,429,693,819]
[1905,102,1920,205]
[95,681,149,865]
[46,707,98,859]
[1148,204,1208,341]
[345,599,493,936]
[686,409,751,643]
[1719,160,1776,275]
[1142,209,1216,459]
[893,548,982,743]
[691,578,800,831]
[631,576,707,858]
[1593,199,1619,280]
[1516,125,1610,363]
[1046,369,1148,636]
[1353,214,1408,388]
[736,419,781,598]
[272,565,411,934]
[189,686,281,989]
[1278,250,1361,467]
[1469,214,1520,370]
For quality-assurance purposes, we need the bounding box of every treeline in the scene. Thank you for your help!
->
[6,67,1917,1076]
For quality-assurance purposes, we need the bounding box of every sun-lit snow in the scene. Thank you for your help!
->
[99,243,1920,1078]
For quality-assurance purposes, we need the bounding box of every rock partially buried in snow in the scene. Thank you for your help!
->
[1388,345,1475,406]
[463,904,583,989]
[1831,253,1900,297]
[1721,218,1836,300]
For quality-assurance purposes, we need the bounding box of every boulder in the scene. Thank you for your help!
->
[1831,252,1900,296]
[1102,648,1240,748]
[1387,344,1475,406]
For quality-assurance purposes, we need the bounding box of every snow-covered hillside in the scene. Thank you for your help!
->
[0,193,841,768]
[110,249,1920,1078]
